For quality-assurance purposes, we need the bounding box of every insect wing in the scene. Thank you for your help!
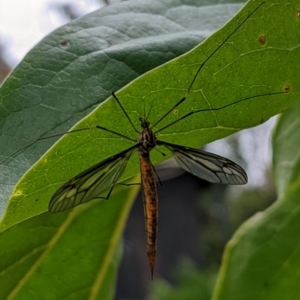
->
[49,144,138,212]
[159,141,247,185]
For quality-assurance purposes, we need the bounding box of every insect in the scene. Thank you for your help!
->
[45,2,279,278]
[48,91,248,278]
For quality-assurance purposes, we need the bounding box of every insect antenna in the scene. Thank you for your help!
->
[152,2,265,130]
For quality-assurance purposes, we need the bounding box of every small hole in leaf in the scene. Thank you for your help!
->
[60,41,69,49]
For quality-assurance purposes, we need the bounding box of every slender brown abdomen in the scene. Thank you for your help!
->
[138,150,158,279]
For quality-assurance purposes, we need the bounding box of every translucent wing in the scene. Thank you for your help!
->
[49,144,138,212]
[159,141,247,185]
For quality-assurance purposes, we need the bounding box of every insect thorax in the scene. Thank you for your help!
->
[138,118,157,153]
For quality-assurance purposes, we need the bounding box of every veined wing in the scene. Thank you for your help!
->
[49,144,138,212]
[158,141,247,185]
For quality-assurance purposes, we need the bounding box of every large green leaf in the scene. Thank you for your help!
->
[212,104,300,300]
[211,4,300,299]
[0,0,299,298]
[272,104,300,198]
[0,184,137,299]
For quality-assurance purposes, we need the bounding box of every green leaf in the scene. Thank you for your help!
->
[211,4,300,299]
[272,104,300,197]
[0,184,137,299]
[212,104,300,300]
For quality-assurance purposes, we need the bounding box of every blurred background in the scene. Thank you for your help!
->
[0,1,278,299]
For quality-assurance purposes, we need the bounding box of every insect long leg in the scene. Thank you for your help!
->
[117,182,141,186]
[1,124,136,165]
[152,97,185,128]
[0,127,96,165]
[152,2,265,130]
[151,162,163,187]
[184,2,265,98]
[95,125,136,142]
[155,90,287,134]
[111,92,140,133]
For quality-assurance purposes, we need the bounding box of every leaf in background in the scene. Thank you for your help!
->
[211,2,300,298]
[0,184,136,299]
[272,104,300,198]
[212,104,300,300]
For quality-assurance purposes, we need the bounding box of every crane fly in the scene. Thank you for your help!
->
[2,2,287,278]
[46,2,283,278]
[48,91,248,278]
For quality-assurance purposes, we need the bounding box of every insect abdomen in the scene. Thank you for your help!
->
[138,150,158,278]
